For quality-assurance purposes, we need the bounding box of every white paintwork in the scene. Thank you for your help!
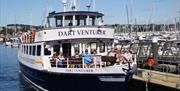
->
[98,76,126,82]
[35,27,114,42]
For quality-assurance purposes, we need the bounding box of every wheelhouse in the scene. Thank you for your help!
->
[47,11,104,27]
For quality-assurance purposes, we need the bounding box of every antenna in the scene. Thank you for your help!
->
[86,0,95,11]
[61,0,67,12]
[92,0,95,11]
[71,0,77,11]
[86,1,91,11]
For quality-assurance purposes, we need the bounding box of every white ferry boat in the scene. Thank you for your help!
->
[18,0,137,91]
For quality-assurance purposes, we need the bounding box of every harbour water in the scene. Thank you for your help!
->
[0,44,178,91]
[0,44,36,91]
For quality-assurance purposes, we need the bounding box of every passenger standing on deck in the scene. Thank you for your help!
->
[92,49,101,67]
[83,49,93,68]
[122,48,133,69]
[123,48,133,63]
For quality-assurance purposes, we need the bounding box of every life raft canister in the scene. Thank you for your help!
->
[147,57,155,67]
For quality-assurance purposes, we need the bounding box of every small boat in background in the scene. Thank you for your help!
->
[10,37,20,48]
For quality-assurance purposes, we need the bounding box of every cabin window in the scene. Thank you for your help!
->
[79,19,85,26]
[99,42,105,53]
[26,46,28,55]
[23,45,26,54]
[37,45,41,56]
[21,45,24,53]
[44,45,51,55]
[53,45,60,53]
[29,46,32,55]
[74,44,79,53]
[90,42,97,53]
[89,18,93,26]
[49,18,56,27]
[56,19,62,27]
[32,45,36,56]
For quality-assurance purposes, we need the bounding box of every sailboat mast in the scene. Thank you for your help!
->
[14,15,17,37]
[126,4,130,34]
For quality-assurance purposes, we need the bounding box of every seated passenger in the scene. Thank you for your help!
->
[107,48,116,57]
[116,51,128,65]
[74,51,80,58]
[83,49,93,67]
[55,52,64,67]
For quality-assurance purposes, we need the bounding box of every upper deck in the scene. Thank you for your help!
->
[33,11,114,42]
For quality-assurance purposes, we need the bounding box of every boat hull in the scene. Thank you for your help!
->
[19,62,133,91]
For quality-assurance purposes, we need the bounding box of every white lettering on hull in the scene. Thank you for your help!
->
[65,69,94,73]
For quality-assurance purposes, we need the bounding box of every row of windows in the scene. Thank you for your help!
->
[21,45,41,56]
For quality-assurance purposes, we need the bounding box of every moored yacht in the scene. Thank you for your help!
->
[18,0,137,91]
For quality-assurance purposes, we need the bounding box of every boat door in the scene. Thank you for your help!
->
[62,43,71,57]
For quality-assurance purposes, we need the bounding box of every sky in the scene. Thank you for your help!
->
[0,0,179,26]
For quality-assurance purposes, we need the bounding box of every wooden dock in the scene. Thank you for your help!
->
[133,68,180,90]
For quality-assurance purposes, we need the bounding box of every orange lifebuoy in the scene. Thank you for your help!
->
[147,57,155,67]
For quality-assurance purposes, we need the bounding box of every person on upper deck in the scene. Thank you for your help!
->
[69,21,73,26]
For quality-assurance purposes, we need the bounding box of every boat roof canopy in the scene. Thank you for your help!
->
[48,11,104,18]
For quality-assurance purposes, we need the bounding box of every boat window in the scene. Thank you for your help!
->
[56,19,62,27]
[53,45,60,53]
[22,45,24,53]
[37,45,41,56]
[44,45,51,55]
[89,17,93,26]
[74,44,79,53]
[24,45,26,54]
[29,46,32,55]
[90,42,97,53]
[32,45,36,56]
[99,42,105,53]
[49,18,56,28]
[26,46,28,55]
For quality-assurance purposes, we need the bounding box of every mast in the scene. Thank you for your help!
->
[14,15,17,37]
[126,4,130,35]
[72,0,77,11]
[92,0,95,11]
[61,0,67,12]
